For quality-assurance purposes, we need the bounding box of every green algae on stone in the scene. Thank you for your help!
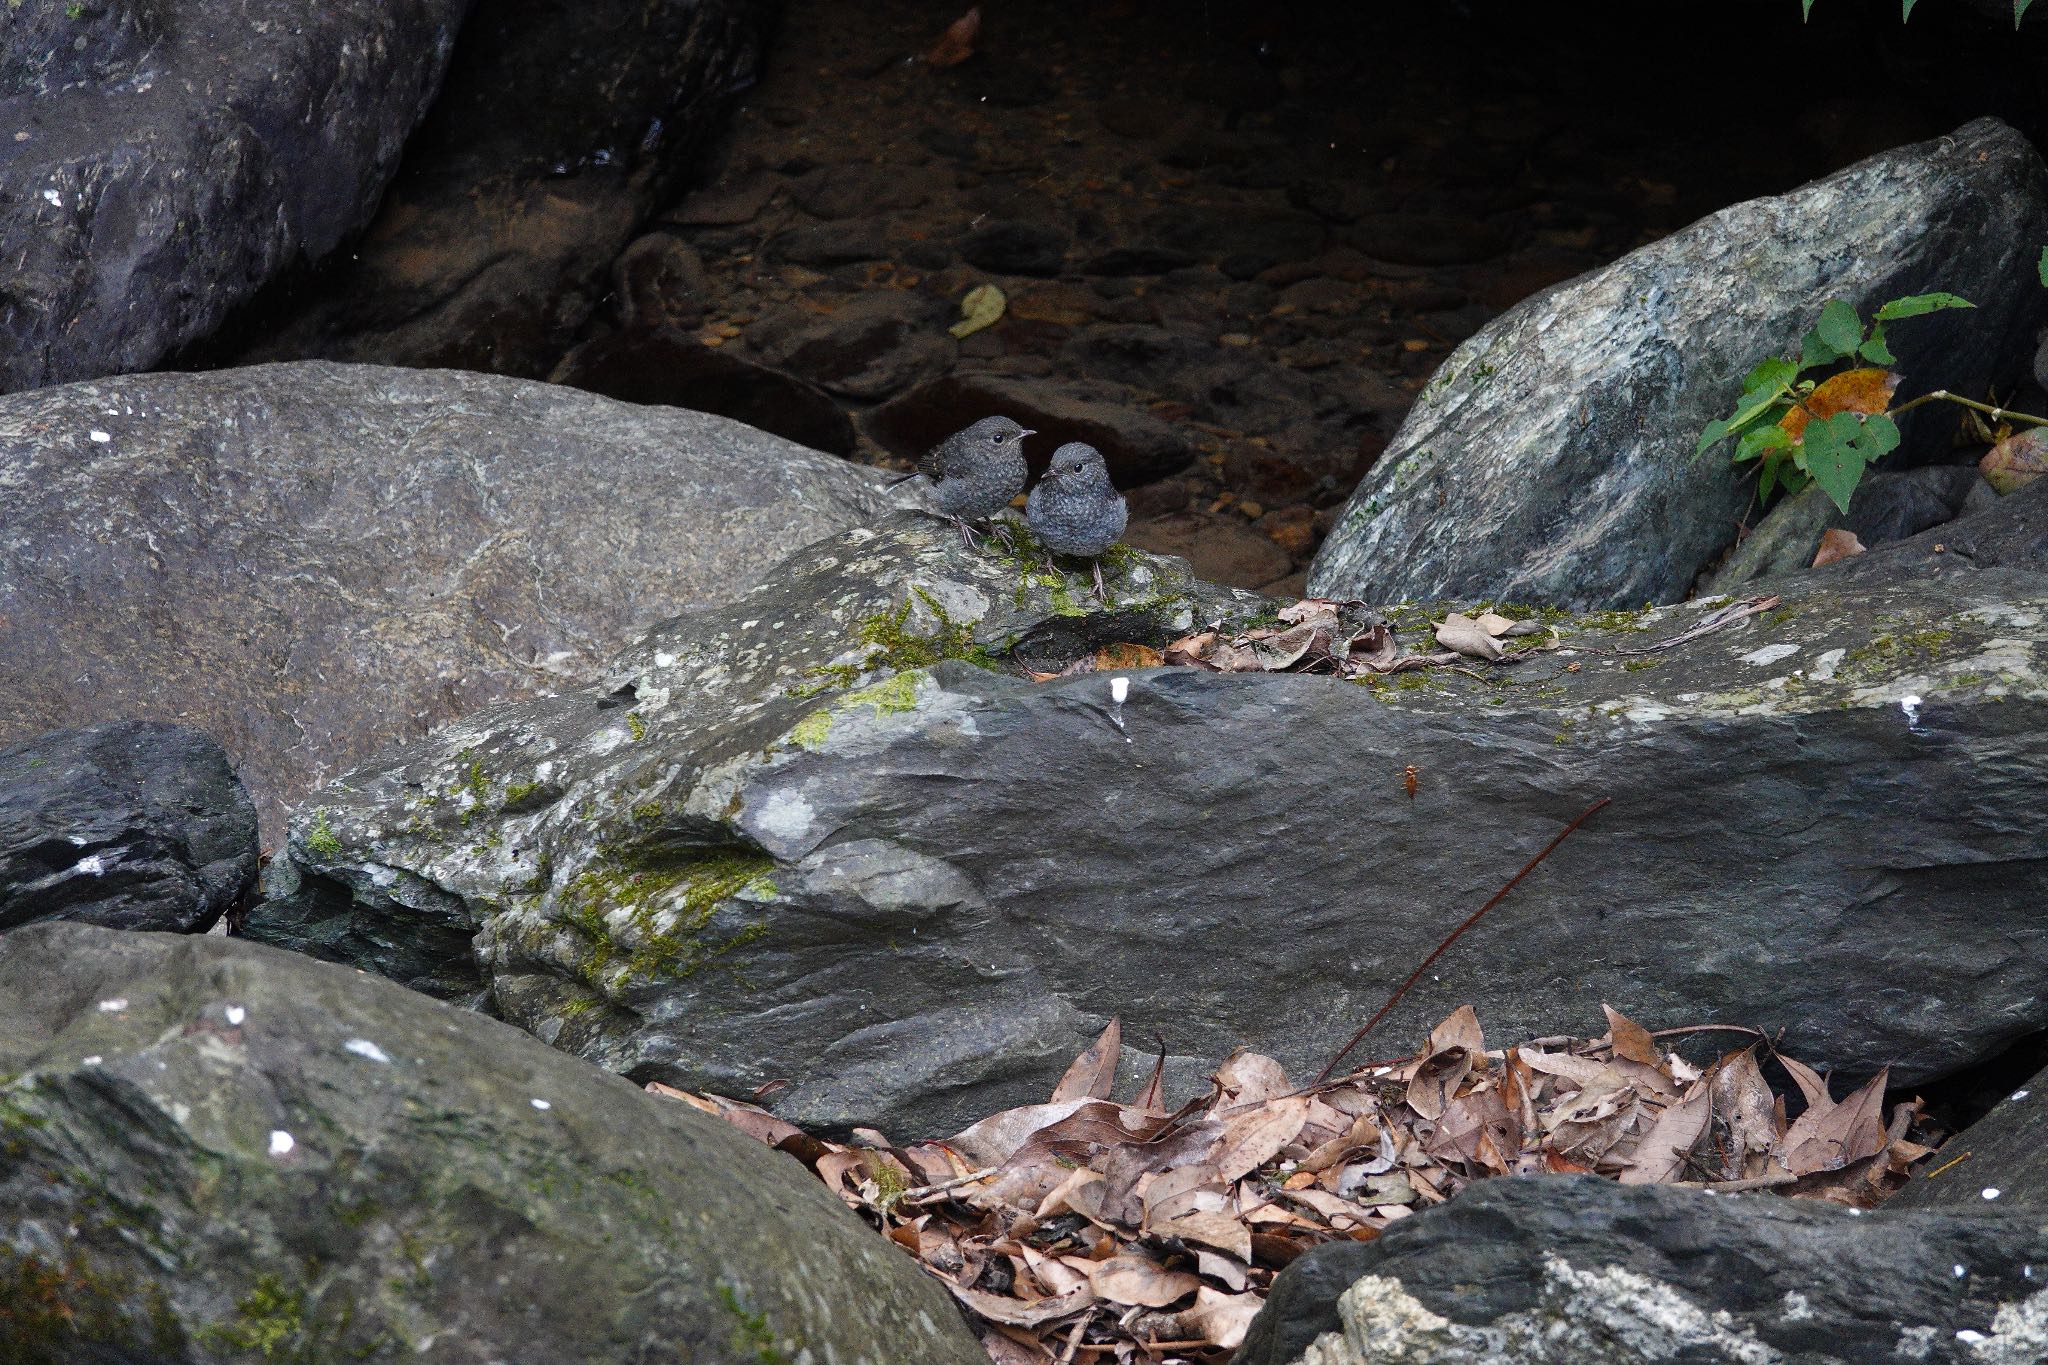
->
[305,810,343,859]
[786,710,834,752]
[553,849,780,990]
[855,589,1003,672]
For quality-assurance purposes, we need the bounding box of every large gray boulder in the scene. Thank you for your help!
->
[0,723,257,936]
[2,0,469,392]
[0,923,980,1364]
[0,362,911,843]
[239,0,775,378]
[1235,1176,2048,1365]
[1891,1063,2048,1211]
[1309,117,2048,610]
[265,510,2048,1137]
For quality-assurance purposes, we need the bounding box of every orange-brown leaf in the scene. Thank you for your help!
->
[1811,527,1867,567]
[1601,1005,1660,1066]
[1051,1018,1122,1103]
[1981,428,2048,495]
[923,6,980,67]
[1779,367,1900,442]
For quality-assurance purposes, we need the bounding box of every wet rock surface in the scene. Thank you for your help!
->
[1309,118,2048,611]
[1,0,467,392]
[0,724,257,936]
[1235,1176,2048,1365]
[233,0,775,378]
[263,511,2046,1137]
[0,363,912,843]
[0,922,981,1364]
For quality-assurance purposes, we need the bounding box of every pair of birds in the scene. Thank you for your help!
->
[900,415,1129,597]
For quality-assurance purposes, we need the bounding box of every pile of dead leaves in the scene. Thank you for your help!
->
[1030,593,1785,684]
[650,1006,1932,1363]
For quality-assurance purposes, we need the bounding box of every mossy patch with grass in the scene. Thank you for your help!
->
[553,848,779,990]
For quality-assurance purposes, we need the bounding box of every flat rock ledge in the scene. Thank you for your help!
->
[263,510,2047,1136]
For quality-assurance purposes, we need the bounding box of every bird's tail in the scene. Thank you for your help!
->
[883,469,921,489]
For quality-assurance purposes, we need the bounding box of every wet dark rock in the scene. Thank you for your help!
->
[1709,467,1994,594]
[0,724,257,936]
[1341,213,1510,266]
[1892,1063,2048,1210]
[1143,206,1326,275]
[659,169,782,226]
[613,232,713,332]
[788,162,947,220]
[1237,1177,2048,1365]
[870,374,1197,485]
[773,220,895,267]
[268,514,2046,1136]
[2036,326,2048,393]
[550,329,858,455]
[961,221,1072,277]
[1313,118,2048,610]
[1,0,467,391]
[1080,246,1202,277]
[0,363,905,842]
[0,923,981,1364]
[236,0,774,378]
[746,293,957,401]
[1124,511,1293,588]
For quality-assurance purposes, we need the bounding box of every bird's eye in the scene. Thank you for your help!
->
[992,433,1006,444]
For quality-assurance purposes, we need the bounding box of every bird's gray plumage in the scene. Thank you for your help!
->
[1026,442,1126,558]
[917,415,1032,521]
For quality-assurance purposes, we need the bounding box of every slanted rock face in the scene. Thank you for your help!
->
[1235,1176,2048,1365]
[1,0,469,392]
[0,923,981,1364]
[0,362,912,843]
[0,724,257,936]
[1309,117,2048,610]
[269,509,2048,1138]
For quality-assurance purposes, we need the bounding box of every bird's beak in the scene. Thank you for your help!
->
[1020,428,1038,439]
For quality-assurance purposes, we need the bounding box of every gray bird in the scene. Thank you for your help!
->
[892,415,1033,549]
[1025,441,1127,600]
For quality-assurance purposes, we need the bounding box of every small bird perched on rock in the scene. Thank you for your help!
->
[1025,441,1127,600]
[892,415,1032,548]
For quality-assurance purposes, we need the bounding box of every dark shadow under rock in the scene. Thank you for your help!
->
[869,373,1196,485]
[552,329,857,455]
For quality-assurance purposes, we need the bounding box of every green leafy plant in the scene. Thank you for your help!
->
[1700,294,1969,512]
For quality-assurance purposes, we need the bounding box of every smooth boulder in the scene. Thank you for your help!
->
[268,512,2048,1137]
[0,723,256,935]
[1235,1176,2048,1365]
[0,362,911,842]
[0,923,980,1363]
[1891,1065,2048,1211]
[1309,117,2048,610]
[2,0,468,392]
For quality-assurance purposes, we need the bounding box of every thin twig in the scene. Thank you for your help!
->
[1922,1150,1972,1180]
[1889,389,2048,428]
[1669,1173,1800,1192]
[1057,1306,1098,1364]
[901,1166,998,1204]
[1648,1024,1769,1041]
[1313,796,1613,1083]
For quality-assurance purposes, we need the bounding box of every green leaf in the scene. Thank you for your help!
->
[1873,292,1975,321]
[1862,412,1902,459]
[1802,415,1866,514]
[1800,327,1844,371]
[1744,356,1800,393]
[1902,0,1920,16]
[1816,299,1864,354]
[1858,324,1895,366]
[2038,246,2047,288]
[2018,0,2035,27]
[1759,457,1779,504]
[1733,424,1792,463]
[1802,0,1817,17]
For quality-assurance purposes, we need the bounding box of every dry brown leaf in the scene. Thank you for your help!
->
[1093,643,1164,671]
[944,1281,1093,1328]
[1211,1096,1310,1183]
[1776,1054,1834,1112]
[1051,1018,1122,1103]
[1434,613,1506,661]
[1711,1048,1783,1180]
[1215,1052,1293,1108]
[1143,1287,1264,1351]
[1811,527,1867,567]
[1150,1210,1252,1262]
[1195,1247,1251,1292]
[923,6,981,67]
[1164,630,1219,668]
[1601,1005,1661,1067]
[1277,598,1344,630]
[1345,621,1400,672]
[1407,1007,1483,1120]
[1619,1082,1713,1185]
[1980,428,2047,495]
[1783,1066,1890,1176]
[1090,1253,1200,1307]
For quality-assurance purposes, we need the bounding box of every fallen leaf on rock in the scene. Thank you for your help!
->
[1090,1253,1200,1307]
[1981,428,2048,495]
[1050,1017,1122,1103]
[950,283,1007,339]
[1811,527,1866,567]
[1434,613,1506,661]
[923,6,981,67]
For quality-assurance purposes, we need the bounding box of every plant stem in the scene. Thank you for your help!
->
[1888,389,2048,428]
